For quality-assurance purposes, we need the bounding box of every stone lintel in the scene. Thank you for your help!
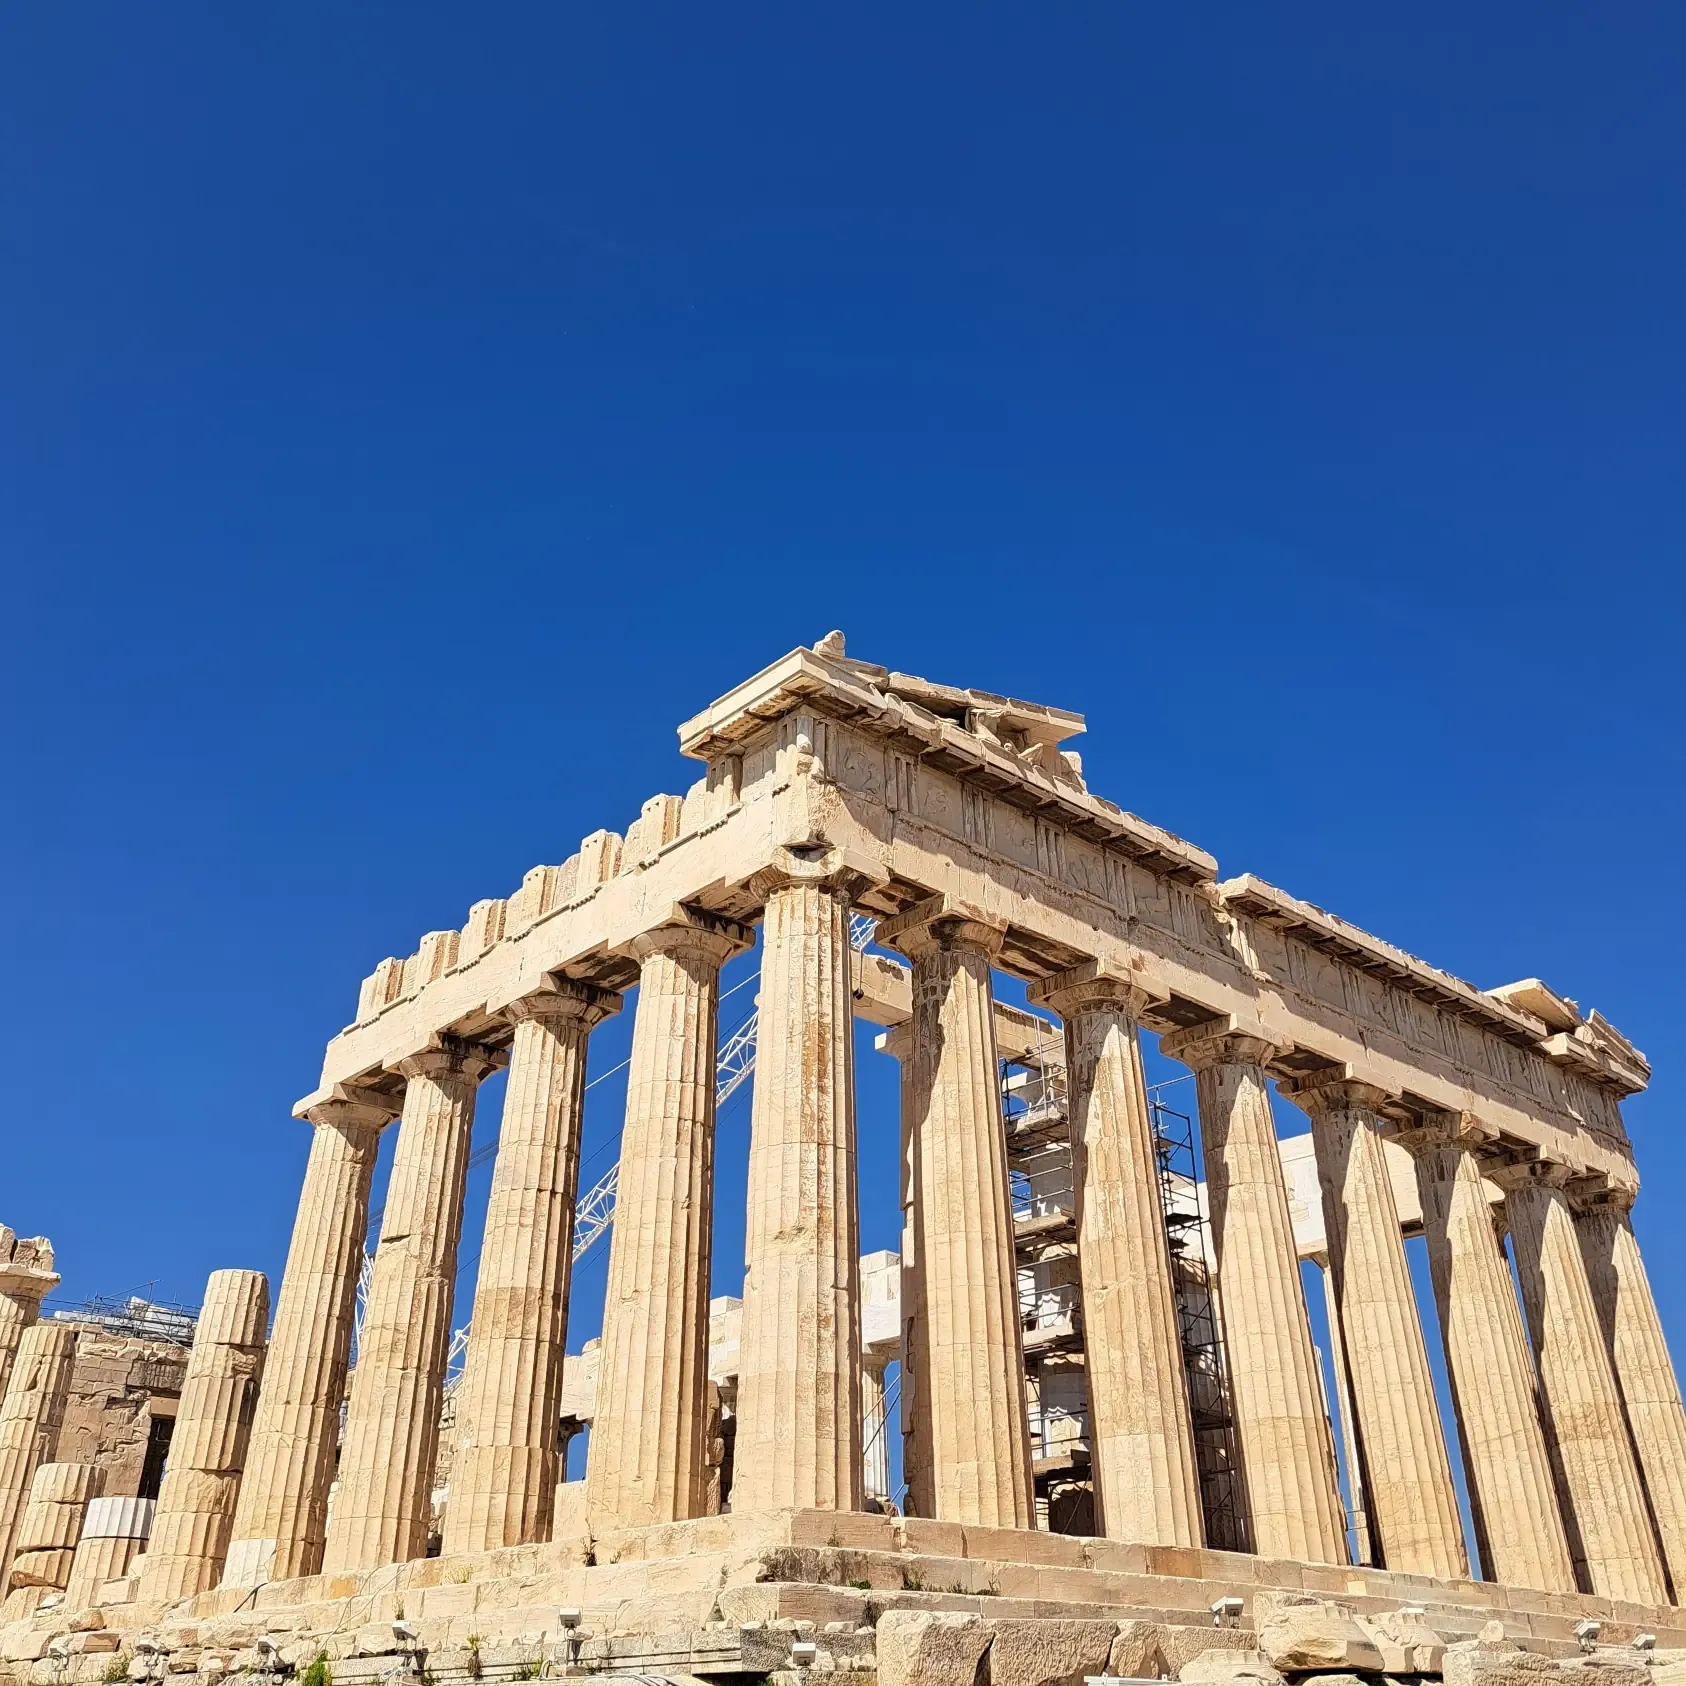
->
[1026,956,1166,1020]
[876,892,1008,960]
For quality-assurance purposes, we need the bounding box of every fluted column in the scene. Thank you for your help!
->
[1500,1167,1667,1603]
[1315,1254,1371,1564]
[137,1270,269,1602]
[879,1023,935,1519]
[324,1040,495,1573]
[1032,962,1200,1547]
[1405,1124,1575,1592]
[6,1463,101,1599]
[0,1234,58,1403]
[1160,1025,1344,1563]
[863,1356,891,1503]
[879,897,1033,1530]
[1281,1074,1467,1579]
[733,864,863,1513]
[64,1497,154,1610]
[585,910,749,1534]
[444,980,619,1555]
[0,1323,77,1588]
[1578,1196,1686,1594]
[225,1095,387,1586]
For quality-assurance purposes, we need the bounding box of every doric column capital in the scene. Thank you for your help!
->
[1027,956,1163,1021]
[1158,1017,1284,1073]
[1388,1108,1492,1160]
[748,841,888,908]
[0,1261,58,1304]
[304,1087,398,1135]
[876,893,1006,961]
[395,1037,502,1086]
[1276,1068,1395,1118]
[1488,1155,1576,1197]
[502,977,621,1032]
[876,1023,914,1063]
[626,904,754,969]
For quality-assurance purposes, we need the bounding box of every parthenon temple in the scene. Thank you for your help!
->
[5,635,1686,1686]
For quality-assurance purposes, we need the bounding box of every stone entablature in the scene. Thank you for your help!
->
[310,641,1644,1194]
[9,633,1686,1679]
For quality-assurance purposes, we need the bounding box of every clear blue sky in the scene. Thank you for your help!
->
[4,0,1682,1442]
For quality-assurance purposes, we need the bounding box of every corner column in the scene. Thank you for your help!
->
[585,909,750,1534]
[878,897,1033,1529]
[0,1323,77,1585]
[444,980,619,1555]
[225,1094,388,1586]
[733,862,863,1513]
[1031,962,1201,1547]
[1578,1195,1686,1593]
[1281,1073,1467,1579]
[0,1236,59,1403]
[1404,1121,1575,1592]
[324,1039,496,1573]
[1499,1166,1668,1603]
[1160,1025,1345,1563]
[139,1269,269,1602]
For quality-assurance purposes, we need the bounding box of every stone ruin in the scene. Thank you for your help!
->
[4,634,1686,1686]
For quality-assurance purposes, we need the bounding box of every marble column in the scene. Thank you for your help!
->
[1316,1254,1371,1565]
[585,910,749,1534]
[1281,1074,1467,1579]
[862,1356,891,1503]
[0,1323,77,1589]
[1406,1125,1576,1592]
[1160,1025,1345,1563]
[64,1497,154,1611]
[444,981,619,1555]
[734,864,863,1513]
[324,1040,496,1573]
[879,1023,935,1520]
[1032,962,1200,1547]
[139,1270,270,1603]
[878,897,1033,1530]
[225,1094,387,1586]
[6,1463,101,1599]
[1501,1168,1667,1604]
[1578,1196,1686,1594]
[0,1234,59,1404]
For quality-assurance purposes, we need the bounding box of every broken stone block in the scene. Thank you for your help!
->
[876,1610,992,1686]
[1355,1607,1447,1673]
[987,1618,1118,1686]
[1441,1637,1561,1686]
[1178,1647,1285,1686]
[1104,1620,1169,1679]
[1254,1598,1384,1674]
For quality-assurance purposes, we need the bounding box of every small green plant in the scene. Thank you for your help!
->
[300,1651,332,1686]
[826,1530,842,1548]
[464,1635,483,1679]
[445,1565,473,1584]
[511,1657,542,1681]
[902,1567,924,1591]
[100,1659,129,1685]
[849,1578,872,1591]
